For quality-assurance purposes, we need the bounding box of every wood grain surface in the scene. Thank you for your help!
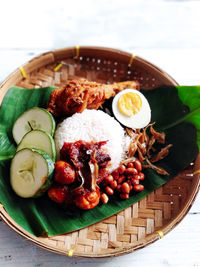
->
[0,0,200,266]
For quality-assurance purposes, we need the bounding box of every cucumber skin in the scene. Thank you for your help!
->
[10,148,55,198]
[31,148,55,198]
[16,129,56,163]
[37,107,56,136]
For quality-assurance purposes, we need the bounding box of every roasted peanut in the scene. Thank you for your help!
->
[118,164,126,174]
[105,186,114,195]
[120,193,129,199]
[127,162,134,168]
[116,184,122,192]
[131,178,140,185]
[110,180,117,189]
[105,174,114,184]
[132,174,140,180]
[126,180,133,191]
[138,172,145,180]
[112,170,119,180]
[134,159,142,172]
[117,175,126,184]
[124,168,138,176]
[101,193,109,204]
[121,182,130,194]
[133,184,144,192]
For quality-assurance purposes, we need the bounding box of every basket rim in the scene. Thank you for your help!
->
[1,175,200,258]
[0,46,199,258]
[0,46,179,92]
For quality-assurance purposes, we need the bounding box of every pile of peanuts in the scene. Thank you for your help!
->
[100,158,145,204]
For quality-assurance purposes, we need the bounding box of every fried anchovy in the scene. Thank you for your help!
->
[150,125,165,144]
[128,133,142,157]
[121,157,136,165]
[137,145,144,162]
[137,141,146,156]
[151,144,173,163]
[144,158,169,175]
[147,135,156,157]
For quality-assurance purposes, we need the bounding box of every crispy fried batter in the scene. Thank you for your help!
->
[47,79,140,117]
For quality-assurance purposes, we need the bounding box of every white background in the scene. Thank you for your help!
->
[0,0,200,266]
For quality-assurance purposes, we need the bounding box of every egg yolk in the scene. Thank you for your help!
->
[118,92,142,117]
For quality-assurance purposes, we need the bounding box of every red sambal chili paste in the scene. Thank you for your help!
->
[48,140,111,210]
[60,140,111,184]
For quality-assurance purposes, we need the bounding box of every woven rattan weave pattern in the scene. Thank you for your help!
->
[0,47,199,258]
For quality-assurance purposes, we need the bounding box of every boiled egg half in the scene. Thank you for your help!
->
[112,89,151,129]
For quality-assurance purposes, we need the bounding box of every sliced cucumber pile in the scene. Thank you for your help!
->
[10,148,54,198]
[12,107,55,144]
[16,130,56,162]
[10,107,57,198]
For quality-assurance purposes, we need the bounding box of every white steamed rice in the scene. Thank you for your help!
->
[54,109,130,172]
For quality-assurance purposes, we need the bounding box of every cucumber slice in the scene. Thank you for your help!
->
[16,130,56,162]
[10,148,54,198]
[12,107,55,144]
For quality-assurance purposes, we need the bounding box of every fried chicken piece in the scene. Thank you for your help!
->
[47,79,140,117]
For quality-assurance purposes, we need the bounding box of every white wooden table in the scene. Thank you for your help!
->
[0,0,200,266]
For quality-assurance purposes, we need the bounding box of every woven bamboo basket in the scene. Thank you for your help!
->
[0,46,200,258]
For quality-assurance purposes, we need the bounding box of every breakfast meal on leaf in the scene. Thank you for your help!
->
[10,79,173,210]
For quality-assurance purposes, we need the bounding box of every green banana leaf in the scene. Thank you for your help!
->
[0,85,199,237]
[177,86,200,150]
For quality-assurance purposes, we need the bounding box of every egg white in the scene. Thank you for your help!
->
[112,88,151,129]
